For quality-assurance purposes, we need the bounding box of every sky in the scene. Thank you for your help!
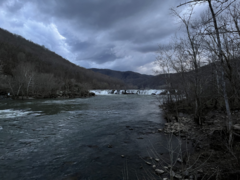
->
[0,0,189,75]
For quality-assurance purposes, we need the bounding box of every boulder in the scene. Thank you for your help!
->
[89,92,95,96]
[175,174,182,179]
[146,161,151,165]
[233,124,240,131]
[170,170,175,177]
[155,169,164,174]
[177,158,183,163]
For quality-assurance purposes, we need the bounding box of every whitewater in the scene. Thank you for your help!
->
[90,89,164,95]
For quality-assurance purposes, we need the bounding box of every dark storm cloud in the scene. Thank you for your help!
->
[66,38,92,53]
[134,44,160,53]
[77,47,119,64]
[65,34,118,64]
[110,23,177,44]
[5,1,25,12]
[34,0,160,30]
[0,0,187,74]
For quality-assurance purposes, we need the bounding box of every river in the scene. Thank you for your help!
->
[0,95,177,180]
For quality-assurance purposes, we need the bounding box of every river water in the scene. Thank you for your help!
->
[0,95,176,180]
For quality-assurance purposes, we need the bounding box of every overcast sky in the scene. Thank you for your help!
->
[0,0,189,75]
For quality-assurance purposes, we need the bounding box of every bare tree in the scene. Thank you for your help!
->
[10,62,35,98]
[177,0,237,144]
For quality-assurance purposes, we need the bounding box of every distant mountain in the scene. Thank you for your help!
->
[89,68,166,89]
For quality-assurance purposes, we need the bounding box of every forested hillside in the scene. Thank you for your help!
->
[0,28,129,98]
[90,68,166,89]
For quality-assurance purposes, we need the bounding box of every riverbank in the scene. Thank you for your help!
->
[0,91,95,100]
[159,105,240,179]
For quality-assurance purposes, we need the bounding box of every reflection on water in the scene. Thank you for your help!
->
[0,95,177,180]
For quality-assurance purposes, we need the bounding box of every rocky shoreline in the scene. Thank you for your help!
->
[154,106,240,180]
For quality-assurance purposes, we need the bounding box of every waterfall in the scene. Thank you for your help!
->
[89,89,164,95]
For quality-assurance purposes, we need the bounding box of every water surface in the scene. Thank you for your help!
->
[0,95,173,179]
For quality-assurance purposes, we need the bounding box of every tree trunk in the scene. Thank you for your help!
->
[208,0,232,144]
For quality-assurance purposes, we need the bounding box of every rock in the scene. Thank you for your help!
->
[155,169,164,174]
[121,155,125,158]
[146,161,151,165]
[233,124,240,131]
[0,126,2,130]
[197,169,203,173]
[89,92,95,96]
[163,178,168,180]
[177,158,183,163]
[183,170,189,176]
[158,129,162,132]
[175,174,182,179]
[163,166,168,169]
[170,170,175,177]
[155,158,160,162]
[152,165,156,168]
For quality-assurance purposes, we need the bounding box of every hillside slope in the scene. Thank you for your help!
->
[0,28,131,98]
[0,28,128,93]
